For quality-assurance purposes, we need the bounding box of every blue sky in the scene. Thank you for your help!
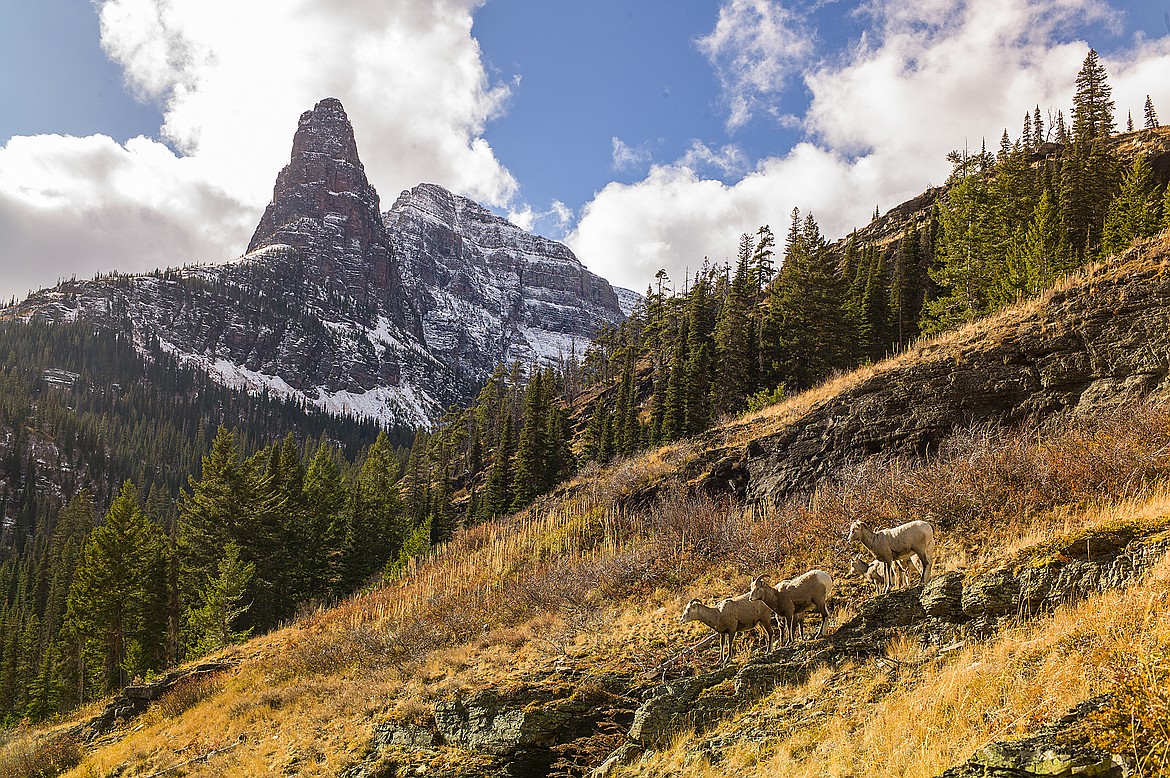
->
[1,0,1169,302]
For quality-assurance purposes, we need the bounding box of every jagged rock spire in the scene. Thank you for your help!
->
[247,98,414,331]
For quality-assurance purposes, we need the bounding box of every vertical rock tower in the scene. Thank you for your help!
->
[248,97,415,333]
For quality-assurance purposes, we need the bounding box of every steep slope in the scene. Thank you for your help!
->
[687,235,1170,506]
[6,99,625,429]
[16,235,1170,778]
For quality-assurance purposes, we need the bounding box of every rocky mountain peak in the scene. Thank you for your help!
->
[290,96,360,164]
[245,97,412,331]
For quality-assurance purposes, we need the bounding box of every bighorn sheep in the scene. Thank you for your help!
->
[847,520,935,593]
[680,594,777,666]
[849,556,921,593]
[748,569,834,644]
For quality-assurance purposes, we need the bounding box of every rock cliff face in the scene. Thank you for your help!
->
[700,243,1170,505]
[386,183,623,378]
[8,99,626,429]
[247,97,417,335]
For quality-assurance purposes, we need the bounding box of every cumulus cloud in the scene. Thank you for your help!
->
[570,0,1170,293]
[507,199,575,238]
[0,0,516,301]
[696,0,816,131]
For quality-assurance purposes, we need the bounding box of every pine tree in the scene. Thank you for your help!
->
[341,432,404,589]
[1060,136,1118,265]
[1055,110,1070,144]
[890,226,928,350]
[582,398,612,464]
[1006,189,1064,297]
[298,441,346,599]
[1033,105,1045,144]
[1145,95,1159,129]
[751,226,776,290]
[64,482,167,695]
[481,399,514,520]
[1102,153,1159,255]
[661,314,689,441]
[176,427,242,602]
[1022,113,1033,149]
[512,368,549,508]
[713,235,754,411]
[1071,49,1115,143]
[923,153,998,331]
[37,491,94,713]
[186,542,254,655]
[767,214,851,389]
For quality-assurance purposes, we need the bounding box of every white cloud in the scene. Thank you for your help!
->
[0,0,516,301]
[678,140,750,176]
[507,199,575,239]
[570,0,1170,293]
[0,133,254,300]
[696,0,816,131]
[611,137,654,172]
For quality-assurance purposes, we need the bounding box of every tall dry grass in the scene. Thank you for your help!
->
[271,398,1170,689]
[623,548,1170,778]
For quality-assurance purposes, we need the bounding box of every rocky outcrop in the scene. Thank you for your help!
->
[702,247,1170,505]
[938,696,1123,778]
[70,659,235,741]
[593,525,1170,771]
[345,681,637,778]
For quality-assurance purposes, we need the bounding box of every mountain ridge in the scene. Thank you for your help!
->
[4,98,626,429]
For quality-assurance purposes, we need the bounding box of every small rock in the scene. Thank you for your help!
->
[961,567,1020,619]
[921,571,965,619]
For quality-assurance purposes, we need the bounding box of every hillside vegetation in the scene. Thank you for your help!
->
[4,239,1170,777]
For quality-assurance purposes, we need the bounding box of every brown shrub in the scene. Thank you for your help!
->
[0,729,82,778]
[151,672,224,720]
[1091,647,1170,776]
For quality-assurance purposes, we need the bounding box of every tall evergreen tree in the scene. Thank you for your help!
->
[1071,49,1115,143]
[924,154,998,331]
[1102,152,1160,255]
[297,441,346,600]
[1145,95,1160,128]
[64,482,167,696]
[512,369,550,508]
[751,226,776,290]
[341,432,404,589]
[186,542,254,655]
[713,235,755,411]
[767,214,851,389]
[890,225,928,350]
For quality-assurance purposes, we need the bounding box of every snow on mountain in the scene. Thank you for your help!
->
[8,99,626,430]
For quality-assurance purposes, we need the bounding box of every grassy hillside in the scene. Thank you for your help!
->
[6,245,1170,777]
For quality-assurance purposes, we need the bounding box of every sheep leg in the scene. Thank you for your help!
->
[919,551,932,585]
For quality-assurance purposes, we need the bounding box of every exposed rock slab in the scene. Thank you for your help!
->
[711,250,1170,505]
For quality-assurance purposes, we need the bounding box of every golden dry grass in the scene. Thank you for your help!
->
[621,521,1170,778]
[22,240,1170,777]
